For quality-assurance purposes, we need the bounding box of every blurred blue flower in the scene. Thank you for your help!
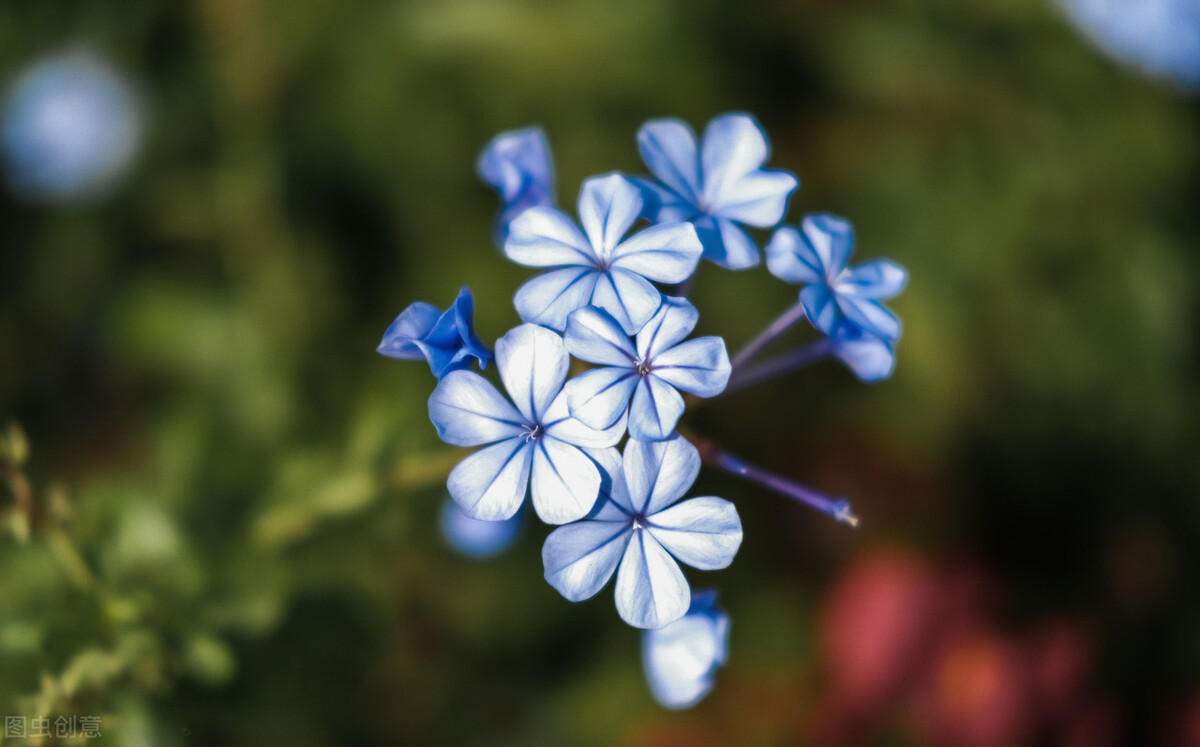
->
[642,590,730,709]
[1,49,143,203]
[765,213,907,342]
[563,297,730,442]
[633,113,798,270]
[505,173,702,334]
[830,328,896,383]
[542,436,742,629]
[428,324,626,525]
[477,127,555,242]
[439,495,522,558]
[1059,0,1200,88]
[378,287,492,378]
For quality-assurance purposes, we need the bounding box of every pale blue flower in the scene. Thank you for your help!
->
[439,495,522,558]
[634,113,798,270]
[428,324,626,525]
[1,49,143,203]
[1059,0,1200,88]
[830,328,896,383]
[563,297,730,441]
[765,213,907,342]
[377,287,492,378]
[542,436,743,629]
[505,173,703,335]
[477,127,555,242]
[642,590,729,709]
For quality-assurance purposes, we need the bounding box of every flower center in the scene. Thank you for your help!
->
[631,513,647,530]
[521,423,545,443]
[635,358,653,377]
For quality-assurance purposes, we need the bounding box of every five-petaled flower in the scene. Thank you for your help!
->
[477,127,555,242]
[633,112,799,270]
[542,435,743,629]
[765,213,907,342]
[563,297,731,441]
[505,173,703,335]
[642,589,730,709]
[377,286,492,378]
[428,324,625,524]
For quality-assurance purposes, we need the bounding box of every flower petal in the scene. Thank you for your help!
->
[800,283,841,339]
[615,531,690,629]
[628,375,686,443]
[505,205,597,267]
[564,367,638,430]
[451,287,493,367]
[477,127,553,204]
[832,331,896,382]
[693,215,760,270]
[578,173,643,259]
[542,519,631,601]
[650,337,731,398]
[440,494,522,558]
[591,268,663,335]
[513,267,600,331]
[542,390,627,448]
[377,302,441,359]
[610,222,703,284]
[801,213,855,277]
[636,296,699,362]
[700,113,769,200]
[647,496,743,570]
[642,610,725,710]
[428,370,526,446]
[709,169,798,228]
[839,258,908,300]
[564,306,637,366]
[838,294,902,341]
[496,323,569,423]
[587,445,635,516]
[637,118,701,205]
[531,437,602,524]
[447,437,533,521]
[632,176,697,224]
[765,225,823,284]
[622,432,701,515]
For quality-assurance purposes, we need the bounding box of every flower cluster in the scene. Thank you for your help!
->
[379,113,907,708]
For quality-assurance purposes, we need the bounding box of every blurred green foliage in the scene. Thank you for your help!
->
[1,0,1198,744]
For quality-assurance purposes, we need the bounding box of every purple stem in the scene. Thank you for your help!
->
[693,436,859,527]
[731,301,807,371]
[723,337,833,395]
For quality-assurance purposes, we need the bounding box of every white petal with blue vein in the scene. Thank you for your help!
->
[650,337,732,398]
[513,267,600,331]
[505,205,597,267]
[542,519,631,601]
[647,497,743,571]
[428,371,526,447]
[496,324,569,423]
[615,531,690,629]
[628,375,686,442]
[447,437,533,521]
[530,437,602,525]
[622,434,701,516]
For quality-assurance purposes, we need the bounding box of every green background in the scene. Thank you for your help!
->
[1,0,1198,744]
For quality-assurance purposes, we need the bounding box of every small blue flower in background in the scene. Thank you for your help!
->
[765,213,907,342]
[439,495,522,558]
[634,113,799,270]
[378,287,492,378]
[542,435,742,629]
[1,49,144,203]
[830,329,896,383]
[477,127,555,241]
[505,173,703,334]
[1058,0,1200,88]
[642,590,730,709]
[428,323,626,524]
[563,297,731,441]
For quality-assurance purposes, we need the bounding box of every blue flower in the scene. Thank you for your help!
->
[428,323,626,524]
[477,127,555,242]
[642,590,730,709]
[542,435,743,629]
[633,113,799,270]
[563,297,730,442]
[830,328,896,383]
[1059,0,1200,88]
[505,173,703,335]
[1,49,143,203]
[439,495,522,558]
[765,213,907,342]
[378,287,493,378]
